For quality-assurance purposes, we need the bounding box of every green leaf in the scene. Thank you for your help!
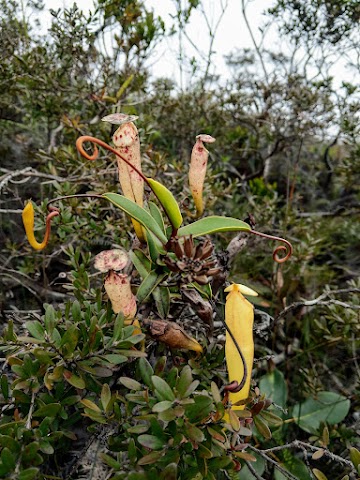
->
[259,410,283,426]
[100,453,121,470]
[81,399,101,412]
[44,305,56,335]
[185,395,213,422]
[112,313,125,343]
[117,349,147,358]
[152,401,174,412]
[178,216,250,237]
[149,201,166,233]
[211,382,221,403]
[33,403,61,418]
[0,435,20,453]
[101,384,112,412]
[24,321,45,341]
[184,424,204,443]
[177,365,193,397]
[138,357,154,387]
[253,415,272,439]
[137,434,166,450]
[292,391,350,434]
[259,368,287,410]
[63,370,85,389]
[147,178,183,229]
[103,193,167,243]
[312,469,328,480]
[32,348,54,365]
[1,375,9,400]
[152,375,175,401]
[18,468,39,480]
[60,325,79,358]
[159,462,178,480]
[127,424,149,434]
[136,271,167,304]
[237,452,266,479]
[137,450,164,466]
[349,447,360,469]
[100,354,127,365]
[71,300,82,322]
[39,440,54,455]
[1,447,15,471]
[119,377,142,391]
[146,229,165,261]
[274,455,312,480]
[130,249,152,279]
[128,473,148,480]
[153,286,170,319]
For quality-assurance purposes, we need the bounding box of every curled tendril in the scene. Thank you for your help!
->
[76,136,147,183]
[249,230,293,263]
[46,194,103,212]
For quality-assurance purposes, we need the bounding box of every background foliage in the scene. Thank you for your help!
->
[0,1,359,479]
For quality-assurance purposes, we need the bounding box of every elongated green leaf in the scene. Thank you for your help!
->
[259,369,287,411]
[137,434,166,450]
[103,193,167,243]
[24,321,45,341]
[33,403,61,418]
[137,450,164,465]
[137,271,168,304]
[146,229,165,262]
[253,415,272,439]
[18,467,39,480]
[147,178,183,229]
[101,384,112,412]
[292,391,350,434]
[153,286,170,319]
[60,325,79,358]
[178,216,250,237]
[100,452,121,470]
[130,250,152,279]
[149,201,166,233]
[349,447,360,470]
[152,401,174,412]
[138,357,154,388]
[100,354,127,365]
[63,370,85,389]
[152,375,175,401]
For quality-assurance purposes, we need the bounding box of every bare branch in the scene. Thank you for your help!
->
[241,0,269,85]
[275,288,360,321]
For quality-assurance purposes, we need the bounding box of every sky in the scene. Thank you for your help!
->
[41,0,356,88]
[41,0,279,83]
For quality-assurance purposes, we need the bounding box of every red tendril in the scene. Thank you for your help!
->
[249,230,293,263]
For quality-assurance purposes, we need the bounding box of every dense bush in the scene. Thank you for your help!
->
[0,1,359,479]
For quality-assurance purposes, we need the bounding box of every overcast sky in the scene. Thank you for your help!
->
[42,0,355,88]
[42,0,281,83]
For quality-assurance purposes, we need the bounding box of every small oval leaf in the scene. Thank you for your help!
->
[137,434,166,450]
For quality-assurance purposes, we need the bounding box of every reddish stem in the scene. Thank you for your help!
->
[249,230,293,263]
[43,207,60,247]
